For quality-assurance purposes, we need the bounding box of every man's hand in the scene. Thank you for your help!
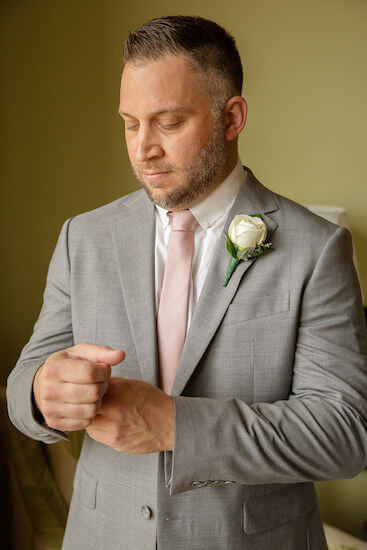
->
[86,378,174,454]
[33,343,125,432]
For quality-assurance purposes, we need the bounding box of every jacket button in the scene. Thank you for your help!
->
[141,505,152,519]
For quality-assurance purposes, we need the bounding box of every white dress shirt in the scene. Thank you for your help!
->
[154,158,247,329]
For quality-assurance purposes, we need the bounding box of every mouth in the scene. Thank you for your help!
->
[143,171,171,181]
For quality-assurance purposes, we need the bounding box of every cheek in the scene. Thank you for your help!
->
[169,134,208,167]
[125,137,135,162]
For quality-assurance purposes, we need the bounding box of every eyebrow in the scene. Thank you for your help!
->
[118,106,193,117]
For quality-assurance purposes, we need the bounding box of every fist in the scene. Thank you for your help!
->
[33,343,125,432]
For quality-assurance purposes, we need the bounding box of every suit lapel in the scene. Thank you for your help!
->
[171,169,279,396]
[111,191,159,386]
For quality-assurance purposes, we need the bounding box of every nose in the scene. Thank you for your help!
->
[135,126,164,162]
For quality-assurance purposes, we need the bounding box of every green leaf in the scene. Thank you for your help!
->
[247,246,273,260]
[225,232,238,258]
[223,257,240,286]
[237,247,253,260]
[250,213,262,219]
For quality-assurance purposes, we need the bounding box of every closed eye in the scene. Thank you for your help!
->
[160,122,182,130]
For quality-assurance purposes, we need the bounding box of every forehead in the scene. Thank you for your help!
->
[119,55,210,115]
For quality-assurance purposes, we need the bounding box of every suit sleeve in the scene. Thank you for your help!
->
[6,219,74,443]
[169,226,367,495]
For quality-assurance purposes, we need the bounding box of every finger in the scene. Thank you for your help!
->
[44,402,99,421]
[67,343,125,366]
[60,381,109,403]
[46,417,92,432]
[47,357,112,384]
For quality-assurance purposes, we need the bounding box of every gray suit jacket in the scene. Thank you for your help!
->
[7,169,367,549]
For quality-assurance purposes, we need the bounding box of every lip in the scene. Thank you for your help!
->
[144,171,171,181]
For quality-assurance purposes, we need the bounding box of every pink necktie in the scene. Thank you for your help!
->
[157,210,198,394]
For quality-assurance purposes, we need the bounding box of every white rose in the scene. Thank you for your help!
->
[228,214,267,250]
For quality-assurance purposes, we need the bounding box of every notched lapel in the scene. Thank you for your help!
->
[111,193,159,386]
[171,169,279,396]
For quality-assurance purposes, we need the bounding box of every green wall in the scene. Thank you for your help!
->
[2,0,367,540]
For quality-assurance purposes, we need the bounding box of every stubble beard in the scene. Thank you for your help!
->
[131,118,229,210]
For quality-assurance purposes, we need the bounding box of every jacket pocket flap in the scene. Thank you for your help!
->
[243,483,316,534]
[223,291,290,324]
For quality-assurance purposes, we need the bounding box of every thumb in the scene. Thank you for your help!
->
[68,343,125,365]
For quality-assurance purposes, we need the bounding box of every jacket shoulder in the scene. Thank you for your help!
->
[245,166,343,241]
[73,188,148,222]
[274,192,342,234]
[64,188,151,241]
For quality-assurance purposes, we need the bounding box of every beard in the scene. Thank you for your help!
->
[130,117,229,210]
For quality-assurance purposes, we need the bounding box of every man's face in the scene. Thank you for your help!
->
[119,55,229,210]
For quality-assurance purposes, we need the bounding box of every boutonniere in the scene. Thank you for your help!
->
[223,214,273,286]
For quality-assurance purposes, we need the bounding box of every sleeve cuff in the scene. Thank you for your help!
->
[7,359,69,443]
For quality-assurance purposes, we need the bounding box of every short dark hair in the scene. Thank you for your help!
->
[123,15,243,105]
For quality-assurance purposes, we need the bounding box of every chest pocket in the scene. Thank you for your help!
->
[222,290,290,325]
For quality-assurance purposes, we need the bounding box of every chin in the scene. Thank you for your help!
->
[143,187,171,208]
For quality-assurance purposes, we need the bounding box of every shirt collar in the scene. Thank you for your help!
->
[155,157,246,230]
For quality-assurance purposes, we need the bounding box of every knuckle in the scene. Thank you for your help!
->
[46,418,60,430]
[42,363,56,380]
[112,434,123,450]
[73,419,90,430]
[69,384,79,400]
[44,356,66,380]
[88,384,100,402]
[42,384,56,401]
[47,350,60,362]
[75,342,87,350]
[47,349,64,365]
[84,364,97,383]
[100,381,109,396]
[81,420,92,429]
[111,421,121,438]
[87,403,98,418]
[42,389,52,402]
[68,405,79,418]
[42,404,55,417]
[97,364,110,381]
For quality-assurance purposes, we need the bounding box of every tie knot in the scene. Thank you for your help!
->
[170,210,198,232]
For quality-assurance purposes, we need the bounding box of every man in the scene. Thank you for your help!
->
[7,15,367,550]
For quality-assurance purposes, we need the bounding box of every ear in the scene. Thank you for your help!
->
[223,96,247,141]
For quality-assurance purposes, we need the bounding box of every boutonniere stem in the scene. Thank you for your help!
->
[223,214,273,287]
[223,257,240,287]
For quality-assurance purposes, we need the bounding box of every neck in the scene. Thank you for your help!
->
[183,151,239,209]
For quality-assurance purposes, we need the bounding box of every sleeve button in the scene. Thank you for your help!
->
[141,505,152,519]
[192,481,203,488]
